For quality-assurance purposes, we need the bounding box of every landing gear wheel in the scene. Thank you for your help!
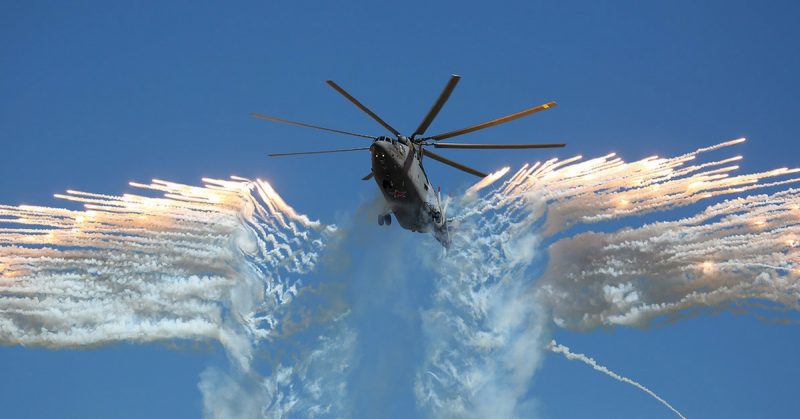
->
[378,214,385,226]
[384,214,392,225]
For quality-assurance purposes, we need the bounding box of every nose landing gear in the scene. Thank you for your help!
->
[377,213,392,226]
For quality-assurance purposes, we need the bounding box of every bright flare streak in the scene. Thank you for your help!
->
[465,166,510,198]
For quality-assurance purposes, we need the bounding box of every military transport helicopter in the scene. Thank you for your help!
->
[252,75,564,248]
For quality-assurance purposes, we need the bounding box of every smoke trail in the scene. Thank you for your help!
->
[2,138,799,418]
[471,137,800,330]
[537,188,800,329]
[199,325,357,419]
[414,168,551,418]
[547,340,686,418]
[415,138,799,418]
[0,177,332,369]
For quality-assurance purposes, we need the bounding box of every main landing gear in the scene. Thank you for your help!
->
[378,213,392,226]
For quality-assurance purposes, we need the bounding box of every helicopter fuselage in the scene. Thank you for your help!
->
[370,136,450,248]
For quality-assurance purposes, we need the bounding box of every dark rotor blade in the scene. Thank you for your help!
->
[268,147,371,157]
[362,172,374,181]
[325,80,401,136]
[427,101,557,141]
[413,74,461,137]
[252,113,375,140]
[422,149,487,178]
[433,142,565,150]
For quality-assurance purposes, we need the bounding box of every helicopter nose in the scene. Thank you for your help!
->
[372,140,396,154]
[371,141,390,165]
[372,140,390,151]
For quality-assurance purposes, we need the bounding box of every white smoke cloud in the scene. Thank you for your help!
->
[0,177,332,370]
[537,188,800,329]
[413,139,798,418]
[413,171,551,418]
[2,139,799,418]
[199,324,356,419]
[199,367,268,419]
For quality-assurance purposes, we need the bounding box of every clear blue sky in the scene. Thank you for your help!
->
[2,1,799,417]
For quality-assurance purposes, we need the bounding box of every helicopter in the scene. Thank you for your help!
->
[253,75,564,248]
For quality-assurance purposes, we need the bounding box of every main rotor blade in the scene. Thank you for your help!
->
[413,74,461,137]
[268,147,371,157]
[252,113,375,140]
[433,142,565,150]
[326,80,401,136]
[422,149,487,178]
[427,101,557,141]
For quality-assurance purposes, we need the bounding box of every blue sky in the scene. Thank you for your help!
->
[2,1,799,417]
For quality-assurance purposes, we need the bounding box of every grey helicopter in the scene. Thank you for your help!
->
[253,75,564,248]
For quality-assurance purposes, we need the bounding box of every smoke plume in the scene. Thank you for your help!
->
[2,138,798,417]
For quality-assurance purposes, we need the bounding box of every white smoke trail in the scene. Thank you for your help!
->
[547,340,686,419]
[0,176,332,369]
[538,188,800,329]
[0,176,378,418]
[415,168,551,418]
[416,138,799,418]
[199,325,356,419]
[2,138,799,418]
